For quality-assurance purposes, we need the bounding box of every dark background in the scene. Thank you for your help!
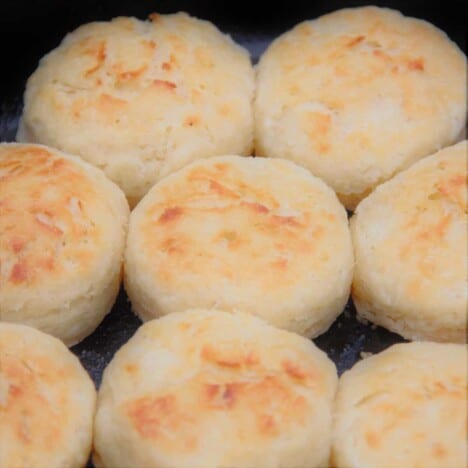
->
[0,0,465,382]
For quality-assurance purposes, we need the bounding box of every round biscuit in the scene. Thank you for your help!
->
[351,141,467,343]
[0,143,129,346]
[332,342,468,468]
[0,323,96,468]
[255,6,467,210]
[18,13,254,207]
[124,155,353,338]
[94,309,338,468]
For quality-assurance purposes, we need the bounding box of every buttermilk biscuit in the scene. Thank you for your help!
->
[124,155,353,338]
[94,309,338,468]
[351,141,467,343]
[255,6,467,210]
[18,13,254,206]
[332,342,468,468]
[0,143,129,346]
[0,323,96,468]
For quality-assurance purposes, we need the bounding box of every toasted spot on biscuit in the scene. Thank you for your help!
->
[346,35,366,47]
[208,180,240,199]
[126,394,178,439]
[407,57,425,71]
[158,206,184,224]
[83,41,107,77]
[432,443,447,459]
[241,201,270,214]
[365,430,380,449]
[34,213,63,236]
[117,65,148,82]
[125,393,199,452]
[218,103,231,116]
[9,261,28,284]
[142,39,156,50]
[271,258,288,270]
[201,344,259,368]
[271,214,302,227]
[204,383,237,409]
[10,238,25,253]
[152,79,177,91]
[184,115,201,126]
[258,414,278,436]
[98,93,127,112]
[161,237,184,255]
[282,360,310,381]
[124,363,139,375]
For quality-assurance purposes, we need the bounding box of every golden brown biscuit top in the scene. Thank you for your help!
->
[335,343,467,468]
[0,323,95,467]
[255,6,466,203]
[388,146,466,280]
[0,145,107,289]
[100,310,336,460]
[353,141,467,305]
[123,346,320,452]
[397,159,466,280]
[259,7,466,146]
[20,13,254,204]
[0,348,70,453]
[132,156,349,295]
[23,13,252,144]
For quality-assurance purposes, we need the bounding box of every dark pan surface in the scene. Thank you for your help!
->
[72,288,405,387]
[0,2,465,465]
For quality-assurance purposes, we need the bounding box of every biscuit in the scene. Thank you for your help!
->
[255,6,467,210]
[18,12,255,206]
[351,141,467,343]
[94,309,338,468]
[124,155,353,338]
[332,342,468,468]
[0,323,96,468]
[0,143,129,346]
